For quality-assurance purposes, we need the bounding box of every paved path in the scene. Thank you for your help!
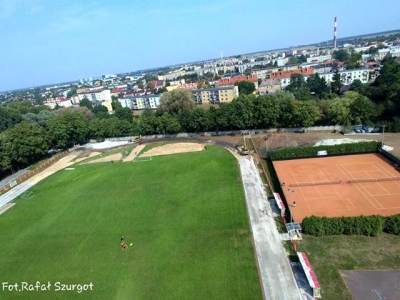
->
[238,156,302,300]
[0,152,80,211]
[123,144,145,162]
[0,169,28,189]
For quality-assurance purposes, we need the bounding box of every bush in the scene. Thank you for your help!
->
[302,216,326,236]
[302,215,385,237]
[384,215,400,235]
[269,141,381,160]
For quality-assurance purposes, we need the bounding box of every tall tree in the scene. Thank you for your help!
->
[286,74,311,100]
[331,70,342,95]
[327,96,352,126]
[235,81,256,95]
[79,98,93,111]
[0,122,49,171]
[333,49,349,62]
[307,74,330,98]
[346,51,362,69]
[111,96,122,111]
[368,57,400,119]
[0,106,22,132]
[47,109,90,149]
[115,107,133,123]
[158,89,194,115]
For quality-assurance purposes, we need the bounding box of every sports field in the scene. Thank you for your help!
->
[0,146,262,300]
[273,154,400,222]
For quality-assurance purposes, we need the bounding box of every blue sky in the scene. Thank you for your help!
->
[1,0,400,91]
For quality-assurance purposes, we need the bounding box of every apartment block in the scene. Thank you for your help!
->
[318,69,369,85]
[119,95,161,110]
[192,85,239,104]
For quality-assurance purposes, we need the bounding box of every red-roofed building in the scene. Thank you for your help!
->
[217,75,258,86]
[166,82,198,92]
[111,87,125,95]
[268,67,314,88]
[269,67,314,80]
[148,80,166,90]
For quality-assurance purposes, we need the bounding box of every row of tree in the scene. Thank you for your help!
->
[0,89,373,175]
[1,58,400,176]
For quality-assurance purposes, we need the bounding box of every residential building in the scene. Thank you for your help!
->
[119,95,161,110]
[102,100,113,112]
[111,87,125,96]
[306,54,332,64]
[276,57,289,67]
[268,67,314,88]
[318,69,369,85]
[217,75,258,86]
[72,88,111,104]
[389,46,400,57]
[252,69,271,79]
[43,97,73,109]
[166,80,198,92]
[258,79,281,95]
[377,48,390,60]
[192,85,239,104]
[148,80,166,90]
[353,46,373,53]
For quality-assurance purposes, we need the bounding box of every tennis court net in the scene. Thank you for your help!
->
[287,176,400,188]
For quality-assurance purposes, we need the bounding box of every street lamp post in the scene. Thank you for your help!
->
[289,201,297,224]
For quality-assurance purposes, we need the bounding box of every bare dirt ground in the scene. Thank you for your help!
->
[73,151,101,163]
[84,153,123,164]
[141,142,205,157]
[123,144,145,162]
[251,132,400,157]
[198,135,241,147]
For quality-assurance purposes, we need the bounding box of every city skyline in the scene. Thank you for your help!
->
[1,0,400,91]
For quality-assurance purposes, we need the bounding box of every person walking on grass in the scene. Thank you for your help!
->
[120,237,128,250]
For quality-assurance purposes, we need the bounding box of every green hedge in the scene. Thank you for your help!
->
[269,141,381,160]
[384,215,400,235]
[302,215,390,237]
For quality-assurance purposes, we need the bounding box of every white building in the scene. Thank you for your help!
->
[72,89,111,104]
[276,57,289,67]
[318,69,369,85]
[43,97,73,109]
[377,48,390,60]
[389,46,400,57]
[119,95,161,110]
[361,54,372,62]
[252,69,271,79]
[353,46,373,53]
[306,54,332,64]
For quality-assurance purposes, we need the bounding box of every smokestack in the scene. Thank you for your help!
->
[333,16,337,49]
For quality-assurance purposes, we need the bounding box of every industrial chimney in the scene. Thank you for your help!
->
[333,16,337,49]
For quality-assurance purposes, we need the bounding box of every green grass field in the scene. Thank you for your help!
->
[298,234,400,300]
[0,146,262,300]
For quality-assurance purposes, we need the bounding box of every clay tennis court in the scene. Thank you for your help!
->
[273,154,400,222]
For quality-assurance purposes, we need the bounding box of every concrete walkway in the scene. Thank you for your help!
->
[0,168,28,190]
[238,156,302,300]
[123,144,145,162]
[0,152,80,211]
